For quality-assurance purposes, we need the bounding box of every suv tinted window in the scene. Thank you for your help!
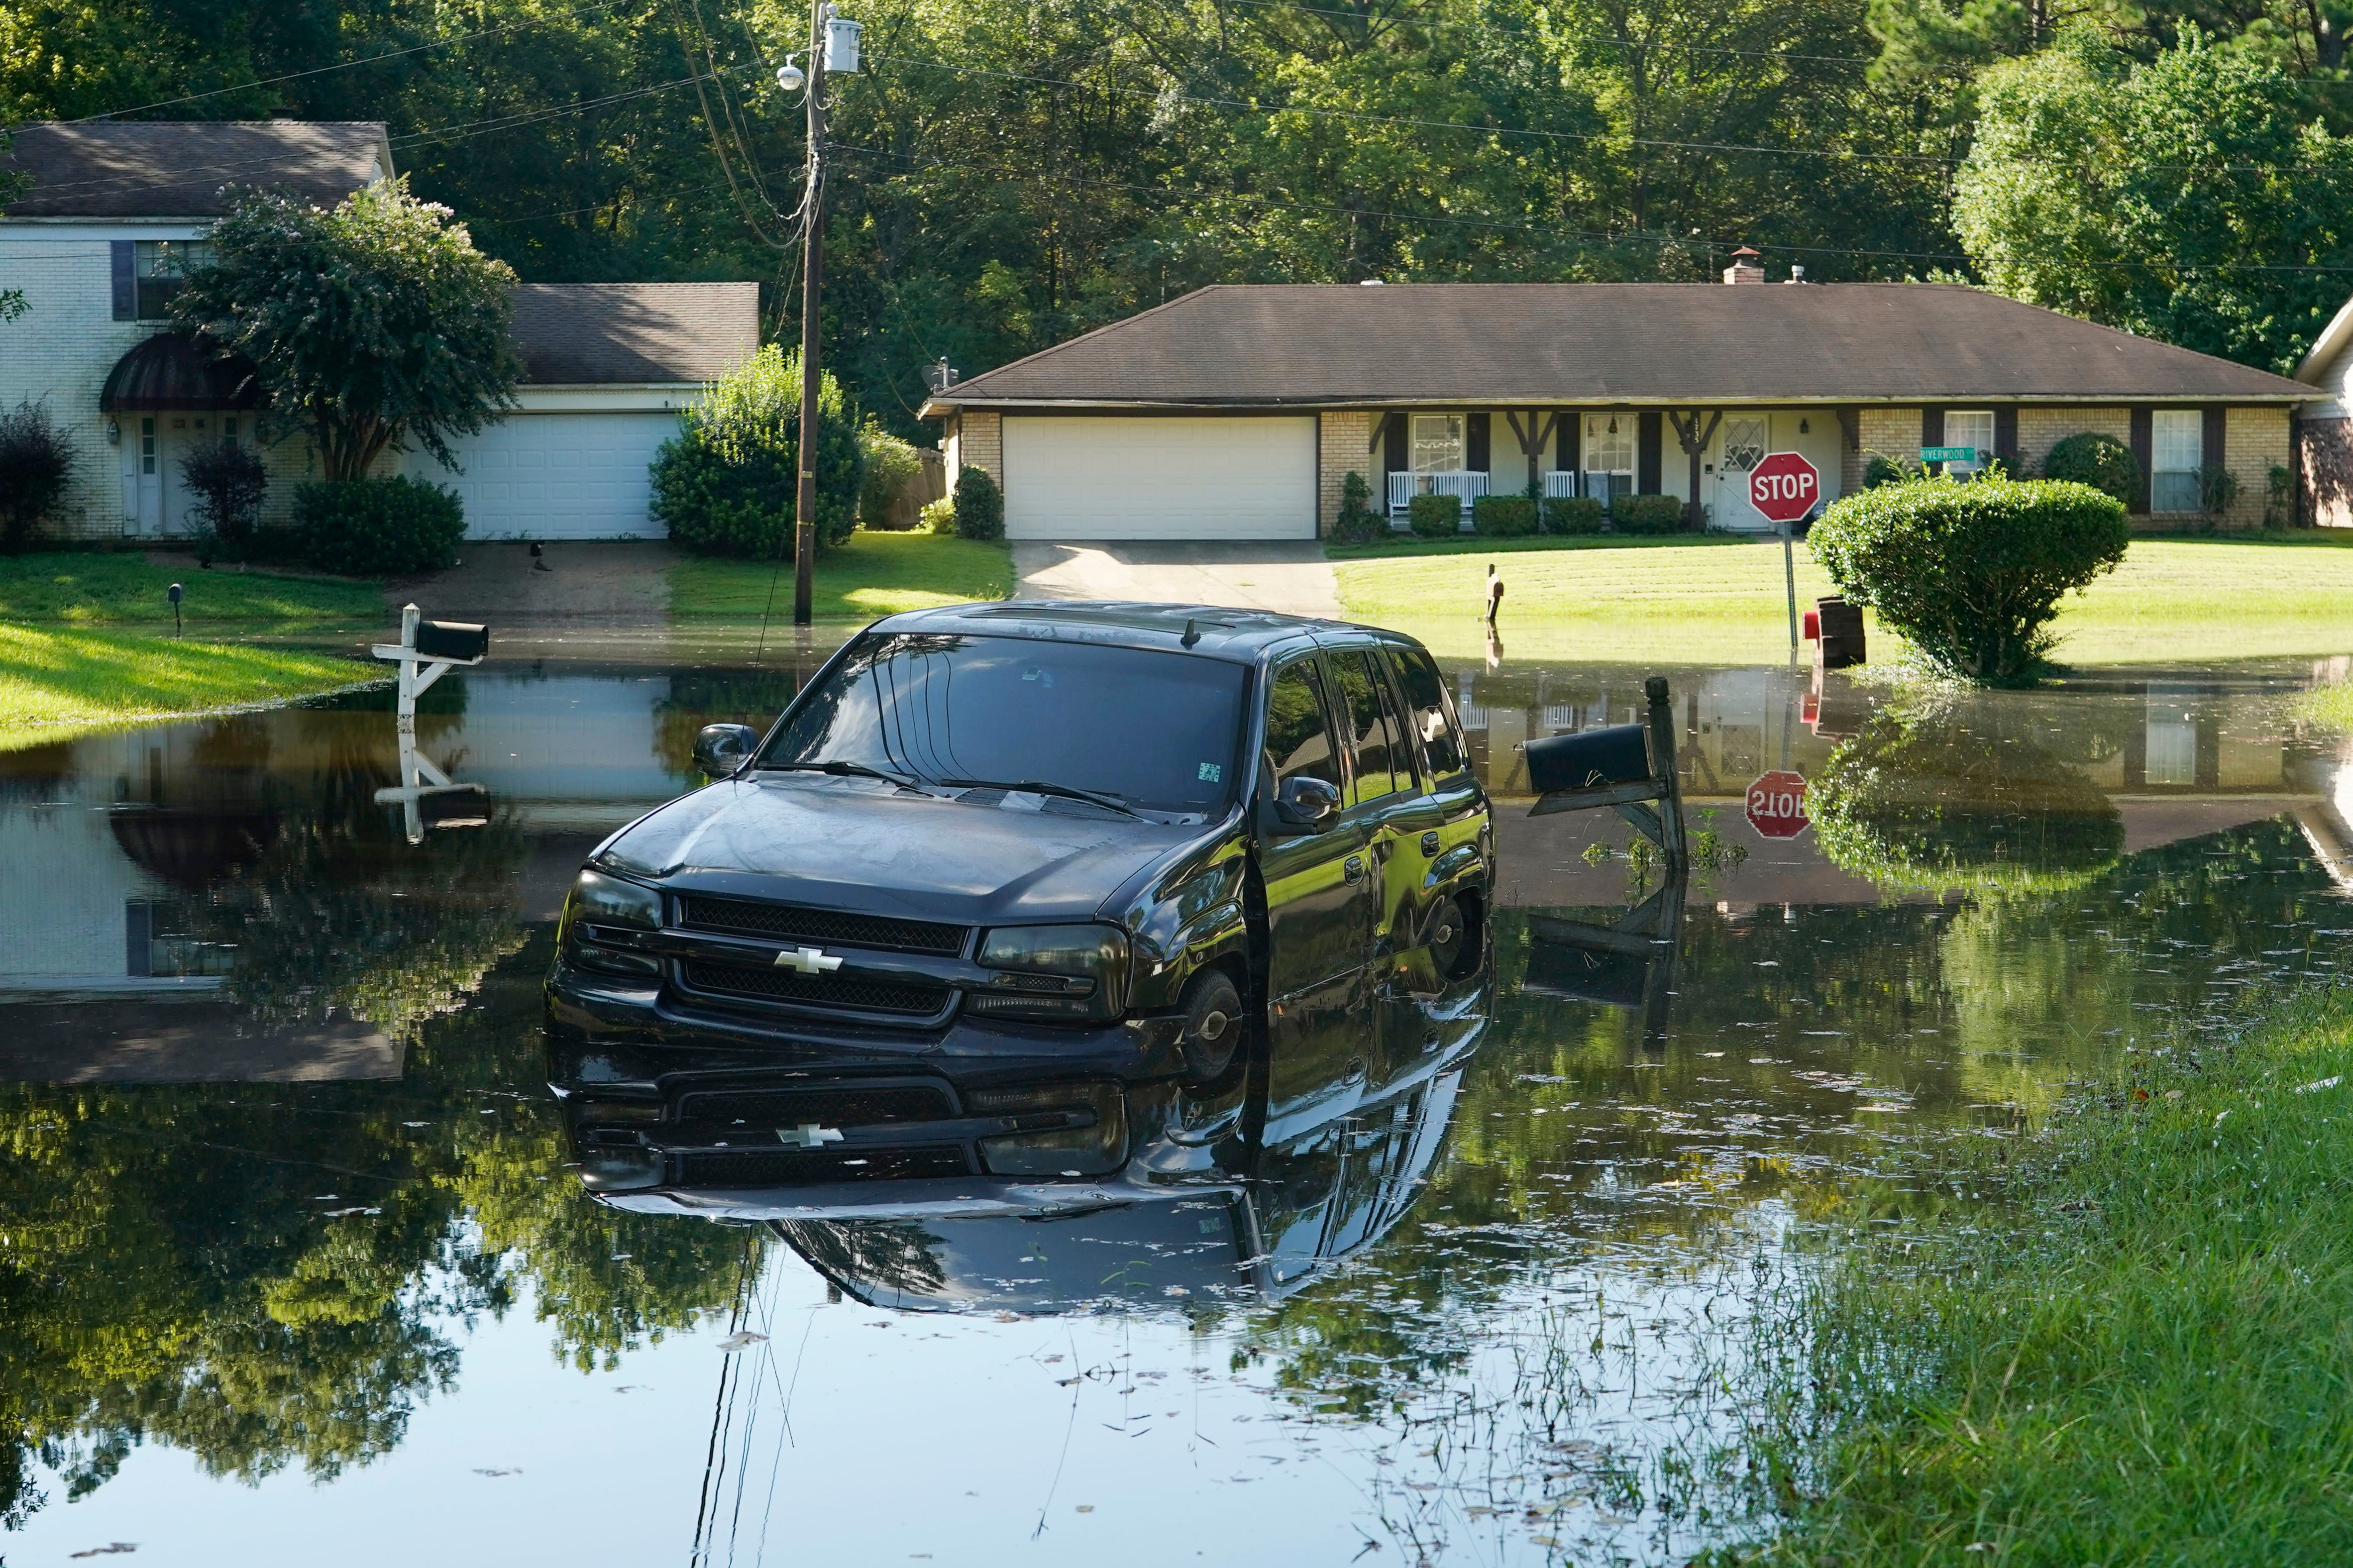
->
[1263,658,1340,794]
[1333,649,1410,804]
[1390,647,1467,780]
[764,633,1246,815]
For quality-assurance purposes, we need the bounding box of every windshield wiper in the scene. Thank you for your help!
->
[940,777,1146,819]
[759,758,926,790]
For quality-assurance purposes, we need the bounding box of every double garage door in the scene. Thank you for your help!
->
[1002,415,1316,540]
[433,411,685,540]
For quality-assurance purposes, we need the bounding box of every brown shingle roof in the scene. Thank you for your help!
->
[927,283,2312,409]
[510,283,759,385]
[1,120,392,218]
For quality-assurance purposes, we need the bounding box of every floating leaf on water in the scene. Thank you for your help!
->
[715,1331,767,1352]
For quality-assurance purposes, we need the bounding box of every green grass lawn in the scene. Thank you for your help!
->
[2301,679,2353,730]
[0,551,383,625]
[1333,532,2353,664]
[1726,987,2353,1565]
[0,626,380,751]
[667,531,1013,621]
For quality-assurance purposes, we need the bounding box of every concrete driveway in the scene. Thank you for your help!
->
[1011,540,1345,619]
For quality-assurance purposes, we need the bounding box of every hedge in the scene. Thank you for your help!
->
[291,476,466,575]
[1407,492,1462,537]
[651,343,864,558]
[951,466,1004,541]
[1473,495,1538,537]
[1611,494,1684,534]
[1543,495,1604,534]
[1808,474,2130,683]
[2041,432,2139,508]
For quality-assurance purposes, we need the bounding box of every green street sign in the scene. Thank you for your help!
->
[1921,445,1981,463]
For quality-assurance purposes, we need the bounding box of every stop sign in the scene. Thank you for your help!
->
[1746,769,1811,838]
[1748,452,1820,525]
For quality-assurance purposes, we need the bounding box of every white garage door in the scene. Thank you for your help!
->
[435,412,683,540]
[1002,416,1316,540]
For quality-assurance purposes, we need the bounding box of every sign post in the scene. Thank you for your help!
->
[1748,453,1819,657]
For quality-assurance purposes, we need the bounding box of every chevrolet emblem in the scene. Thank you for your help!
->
[776,1123,844,1149]
[775,945,844,974]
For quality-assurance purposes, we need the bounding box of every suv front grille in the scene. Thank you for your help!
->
[678,958,952,1017]
[676,1084,953,1129]
[676,894,968,957]
[676,1146,971,1186]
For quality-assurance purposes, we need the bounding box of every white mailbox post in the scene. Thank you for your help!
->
[371,603,490,843]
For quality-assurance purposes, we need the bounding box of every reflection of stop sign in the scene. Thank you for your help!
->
[1746,769,1810,838]
[1749,452,1819,525]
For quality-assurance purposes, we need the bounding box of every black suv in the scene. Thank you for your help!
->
[545,602,1492,1189]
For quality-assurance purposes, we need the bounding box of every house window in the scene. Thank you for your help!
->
[1411,414,1466,472]
[2151,410,2203,512]
[1944,410,1995,476]
[140,418,157,476]
[132,239,214,320]
[1584,414,1634,501]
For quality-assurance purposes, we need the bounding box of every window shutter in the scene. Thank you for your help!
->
[2130,408,2153,512]
[1558,409,1578,473]
[1921,407,1944,452]
[2202,406,2226,474]
[1380,412,1404,479]
[1636,412,1663,493]
[1995,408,2019,474]
[111,241,136,319]
[1466,411,1490,474]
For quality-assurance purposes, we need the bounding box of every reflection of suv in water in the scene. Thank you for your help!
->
[546,602,1491,1191]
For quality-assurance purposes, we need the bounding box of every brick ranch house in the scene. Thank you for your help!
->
[922,266,2310,540]
[2292,289,2353,527]
[0,120,755,541]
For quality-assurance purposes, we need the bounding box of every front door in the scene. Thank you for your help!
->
[1256,654,1377,1121]
[118,414,217,535]
[1714,415,1772,532]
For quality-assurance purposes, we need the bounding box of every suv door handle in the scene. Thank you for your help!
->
[1343,854,1366,883]
[1420,831,1440,857]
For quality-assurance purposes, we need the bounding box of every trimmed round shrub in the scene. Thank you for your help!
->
[1611,494,1684,534]
[1808,474,2129,684]
[1473,494,1537,537]
[1407,492,1461,537]
[652,343,864,558]
[1329,470,1387,544]
[952,466,1004,541]
[1543,495,1604,534]
[291,476,465,574]
[2041,431,2139,507]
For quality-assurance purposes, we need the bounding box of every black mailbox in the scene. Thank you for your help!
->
[1525,723,1652,795]
[413,619,490,662]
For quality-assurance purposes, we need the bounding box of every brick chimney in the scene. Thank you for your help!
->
[1722,246,1764,284]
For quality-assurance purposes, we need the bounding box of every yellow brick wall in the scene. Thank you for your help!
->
[1847,408,1921,493]
[1317,410,1374,534]
[2222,406,2290,528]
[951,410,1001,488]
[2015,406,2130,478]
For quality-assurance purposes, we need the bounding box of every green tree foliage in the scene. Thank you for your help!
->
[857,419,925,529]
[172,182,522,480]
[1953,26,2353,373]
[651,344,864,556]
[1809,473,2131,681]
[0,401,75,553]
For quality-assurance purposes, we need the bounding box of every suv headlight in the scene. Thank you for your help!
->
[968,923,1130,1023]
[561,869,663,978]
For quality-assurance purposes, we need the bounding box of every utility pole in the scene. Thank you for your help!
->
[791,0,827,627]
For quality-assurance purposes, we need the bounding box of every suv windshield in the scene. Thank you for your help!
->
[761,633,1249,816]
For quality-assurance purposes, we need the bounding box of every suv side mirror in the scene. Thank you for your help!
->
[692,723,759,777]
[1273,775,1340,831]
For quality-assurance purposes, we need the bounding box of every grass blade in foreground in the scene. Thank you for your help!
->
[1718,986,2353,1565]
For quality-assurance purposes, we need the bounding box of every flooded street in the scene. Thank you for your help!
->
[2,647,2348,1566]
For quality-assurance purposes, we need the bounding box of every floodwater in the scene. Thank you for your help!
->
[2,645,2349,1566]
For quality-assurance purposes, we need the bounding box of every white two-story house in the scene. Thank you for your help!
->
[1,119,756,541]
